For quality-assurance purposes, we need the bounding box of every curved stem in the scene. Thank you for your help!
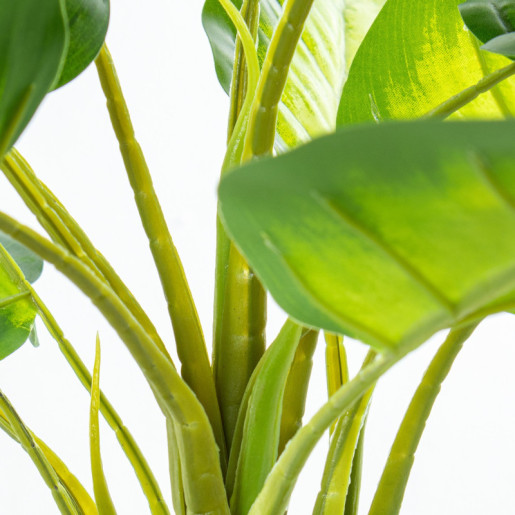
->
[368,322,479,515]
[94,45,227,469]
[0,389,78,515]
[424,61,515,119]
[0,213,229,515]
[2,148,169,360]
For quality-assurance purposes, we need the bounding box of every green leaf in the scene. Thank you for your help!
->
[337,0,515,124]
[203,0,384,149]
[230,320,302,515]
[459,0,515,44]
[0,246,37,360]
[53,0,110,89]
[0,230,43,283]
[0,0,68,157]
[219,120,515,352]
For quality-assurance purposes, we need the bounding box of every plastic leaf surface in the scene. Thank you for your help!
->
[0,0,68,157]
[219,120,515,351]
[203,0,385,149]
[338,0,515,125]
[53,0,110,89]
[0,246,37,360]
[0,230,43,284]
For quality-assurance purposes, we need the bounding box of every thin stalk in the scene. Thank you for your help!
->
[90,336,117,515]
[242,0,316,160]
[0,389,78,515]
[325,333,349,434]
[3,148,169,360]
[423,61,515,119]
[0,290,30,308]
[0,409,97,514]
[166,420,186,515]
[313,351,376,515]
[213,0,265,450]
[248,350,403,515]
[0,213,229,515]
[368,323,479,515]
[279,329,319,453]
[94,46,226,467]
[344,420,365,515]
[0,243,170,514]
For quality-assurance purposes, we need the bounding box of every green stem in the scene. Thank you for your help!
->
[166,420,186,515]
[213,0,265,451]
[279,329,319,453]
[0,213,229,515]
[248,350,403,515]
[368,322,479,515]
[0,389,78,515]
[0,215,170,514]
[325,333,349,434]
[314,351,375,515]
[3,148,169,360]
[242,0,316,159]
[95,46,226,468]
[424,61,515,119]
[0,290,30,308]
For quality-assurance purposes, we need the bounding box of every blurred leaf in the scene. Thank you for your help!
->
[459,1,515,42]
[0,0,68,157]
[338,0,515,125]
[219,120,515,351]
[203,0,384,150]
[53,0,110,89]
[0,247,37,360]
[0,230,43,283]
[29,325,40,348]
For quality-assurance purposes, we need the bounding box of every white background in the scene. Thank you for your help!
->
[1,1,515,513]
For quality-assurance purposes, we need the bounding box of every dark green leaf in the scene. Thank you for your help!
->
[0,230,43,283]
[219,120,515,351]
[459,0,515,44]
[0,0,68,156]
[483,32,515,57]
[53,0,110,89]
[338,0,515,125]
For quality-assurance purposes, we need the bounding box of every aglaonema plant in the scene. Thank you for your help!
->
[1,0,515,513]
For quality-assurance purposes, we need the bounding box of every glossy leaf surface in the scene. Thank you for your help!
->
[203,0,384,149]
[219,120,515,351]
[53,0,110,88]
[338,0,515,124]
[0,0,68,156]
[0,246,37,360]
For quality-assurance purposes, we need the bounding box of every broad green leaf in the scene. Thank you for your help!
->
[230,320,302,515]
[219,120,515,351]
[0,246,37,360]
[203,0,384,149]
[0,230,43,283]
[0,0,68,157]
[53,0,110,89]
[337,0,515,125]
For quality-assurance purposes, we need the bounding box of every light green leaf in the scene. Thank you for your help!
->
[0,246,37,360]
[0,0,68,157]
[337,0,515,125]
[203,0,384,150]
[230,320,302,515]
[53,0,110,89]
[0,230,43,283]
[219,120,515,352]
